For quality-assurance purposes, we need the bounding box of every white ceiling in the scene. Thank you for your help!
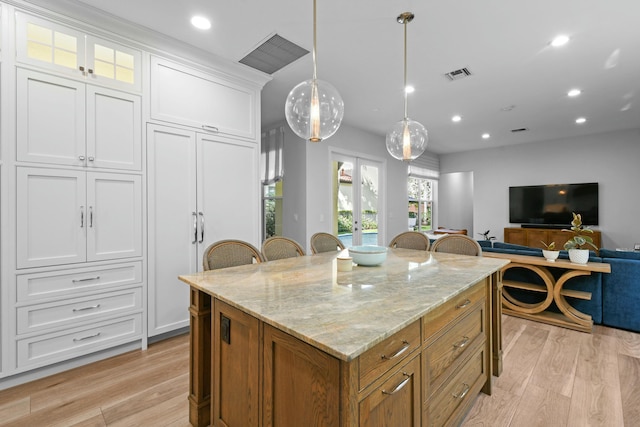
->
[53,0,640,154]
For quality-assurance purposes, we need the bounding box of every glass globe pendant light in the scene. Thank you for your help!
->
[386,12,428,161]
[285,0,344,142]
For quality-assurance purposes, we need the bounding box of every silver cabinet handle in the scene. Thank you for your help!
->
[382,373,411,395]
[192,212,198,244]
[198,212,204,243]
[73,304,101,312]
[80,206,85,228]
[453,383,470,399]
[456,299,471,309]
[72,276,100,283]
[202,125,219,133]
[79,155,85,161]
[89,206,93,228]
[453,336,470,349]
[73,332,101,342]
[381,340,410,360]
[88,156,95,162]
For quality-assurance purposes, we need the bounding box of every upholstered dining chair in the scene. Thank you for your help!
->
[261,236,306,261]
[310,232,345,254]
[203,239,264,271]
[430,234,483,256]
[389,231,431,251]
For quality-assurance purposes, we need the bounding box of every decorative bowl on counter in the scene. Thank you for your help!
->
[348,245,388,266]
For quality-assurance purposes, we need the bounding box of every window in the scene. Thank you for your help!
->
[263,180,283,239]
[408,177,433,232]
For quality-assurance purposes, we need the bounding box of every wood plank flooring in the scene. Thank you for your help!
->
[1,315,639,426]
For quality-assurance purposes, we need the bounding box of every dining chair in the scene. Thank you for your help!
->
[310,232,345,254]
[261,236,306,261]
[203,239,264,270]
[389,231,431,251]
[430,234,483,256]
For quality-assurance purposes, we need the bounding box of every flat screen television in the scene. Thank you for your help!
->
[509,182,599,227]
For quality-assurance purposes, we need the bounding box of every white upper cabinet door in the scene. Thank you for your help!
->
[17,68,86,167]
[86,172,142,262]
[17,167,87,269]
[197,135,261,257]
[151,57,257,141]
[86,86,141,170]
[16,12,141,92]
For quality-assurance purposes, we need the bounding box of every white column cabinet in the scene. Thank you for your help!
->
[17,68,141,170]
[16,167,142,269]
[147,124,260,337]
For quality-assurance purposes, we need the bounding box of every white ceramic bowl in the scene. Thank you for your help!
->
[348,245,388,266]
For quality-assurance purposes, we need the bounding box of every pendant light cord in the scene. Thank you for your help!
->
[403,18,408,120]
[312,0,318,81]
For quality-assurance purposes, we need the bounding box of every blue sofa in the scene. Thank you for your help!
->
[476,241,640,333]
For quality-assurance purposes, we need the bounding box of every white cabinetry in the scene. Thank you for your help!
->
[16,167,142,269]
[17,68,141,170]
[150,57,258,141]
[147,124,260,336]
[15,12,141,91]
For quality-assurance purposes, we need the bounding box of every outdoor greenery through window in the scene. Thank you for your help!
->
[408,177,433,232]
[263,181,283,239]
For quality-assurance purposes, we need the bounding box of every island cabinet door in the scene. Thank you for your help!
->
[213,300,260,427]
[263,324,341,427]
[358,354,421,427]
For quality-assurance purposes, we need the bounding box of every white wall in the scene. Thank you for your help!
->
[439,172,474,236]
[277,122,410,251]
[439,128,640,249]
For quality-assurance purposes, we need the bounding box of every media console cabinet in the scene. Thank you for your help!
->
[504,227,601,250]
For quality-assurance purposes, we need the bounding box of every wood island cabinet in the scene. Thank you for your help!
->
[206,278,491,427]
[504,227,601,250]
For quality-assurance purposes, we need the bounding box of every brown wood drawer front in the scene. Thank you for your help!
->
[424,302,486,398]
[359,354,421,427]
[423,281,486,343]
[359,320,421,391]
[425,345,487,427]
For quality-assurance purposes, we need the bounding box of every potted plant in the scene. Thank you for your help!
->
[478,230,496,242]
[563,212,597,264]
[541,240,560,262]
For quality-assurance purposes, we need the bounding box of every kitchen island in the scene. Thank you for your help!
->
[179,248,509,427]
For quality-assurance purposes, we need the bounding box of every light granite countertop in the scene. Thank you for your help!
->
[179,249,509,361]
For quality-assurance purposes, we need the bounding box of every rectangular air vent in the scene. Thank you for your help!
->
[511,128,529,133]
[239,34,309,75]
[444,67,472,81]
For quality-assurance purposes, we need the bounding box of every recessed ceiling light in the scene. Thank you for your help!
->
[575,117,587,124]
[568,89,581,97]
[482,133,490,139]
[191,15,211,30]
[451,115,462,122]
[405,85,415,94]
[551,35,570,47]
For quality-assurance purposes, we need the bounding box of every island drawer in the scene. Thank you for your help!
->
[425,344,487,427]
[359,320,421,391]
[423,302,486,398]
[423,279,486,342]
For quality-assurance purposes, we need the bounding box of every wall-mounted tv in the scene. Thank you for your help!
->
[509,182,599,227]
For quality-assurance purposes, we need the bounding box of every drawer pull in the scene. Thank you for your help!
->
[456,299,472,309]
[72,276,101,283]
[73,332,101,342]
[382,373,411,395]
[73,304,101,312]
[453,383,470,400]
[202,125,219,133]
[381,340,410,360]
[453,336,470,349]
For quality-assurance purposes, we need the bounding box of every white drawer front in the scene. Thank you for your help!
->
[17,315,142,368]
[17,288,142,335]
[16,262,142,302]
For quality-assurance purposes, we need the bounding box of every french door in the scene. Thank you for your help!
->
[331,152,384,247]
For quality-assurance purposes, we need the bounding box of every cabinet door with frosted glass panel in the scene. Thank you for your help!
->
[15,12,141,91]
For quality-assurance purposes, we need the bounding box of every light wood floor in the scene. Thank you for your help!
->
[1,315,639,426]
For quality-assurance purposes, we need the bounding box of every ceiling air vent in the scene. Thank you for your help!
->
[239,34,309,75]
[511,128,529,133]
[444,67,472,81]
